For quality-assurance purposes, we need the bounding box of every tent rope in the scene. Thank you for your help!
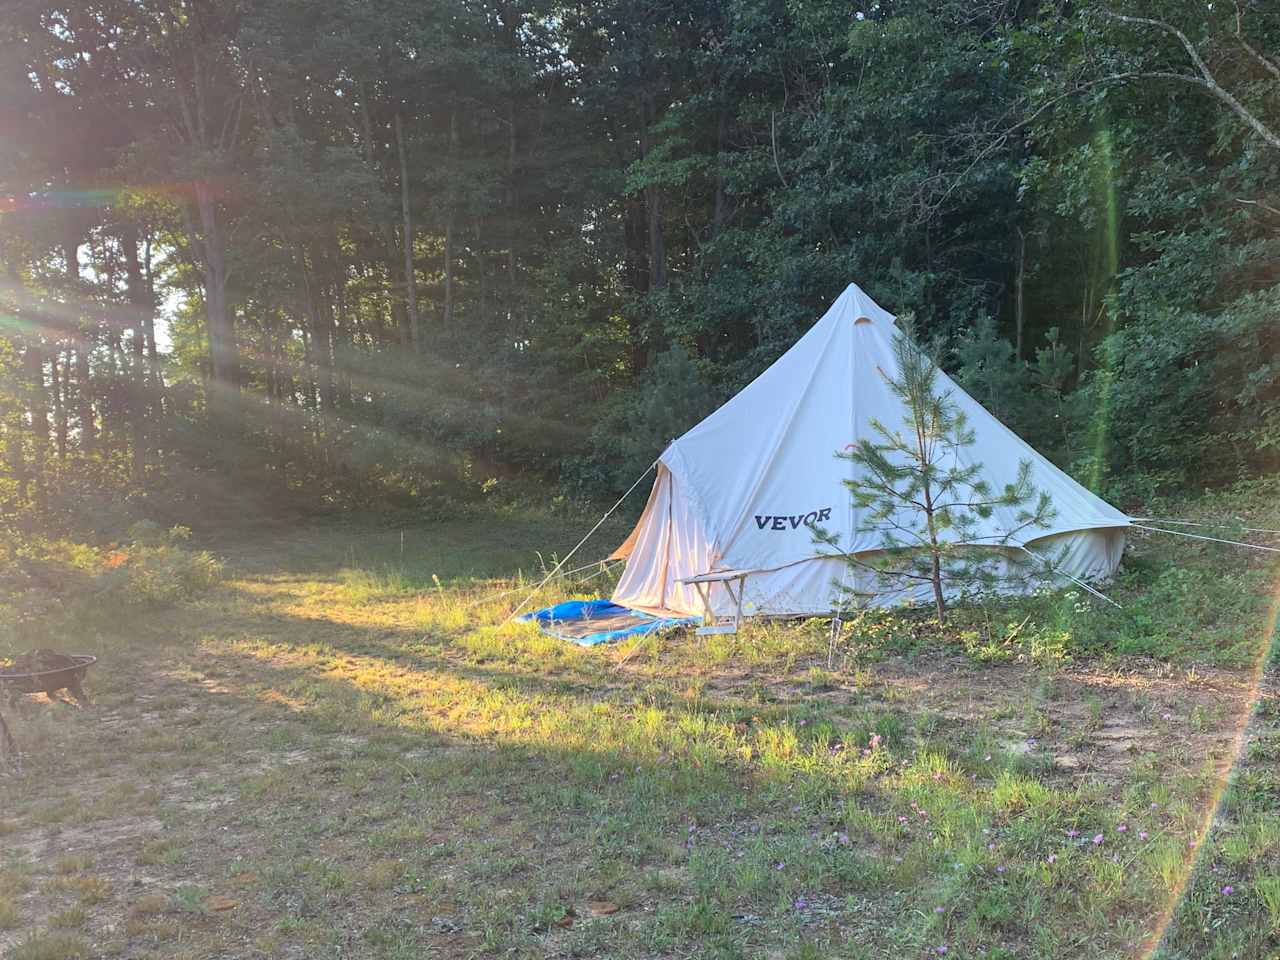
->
[1018,546,1122,609]
[1131,517,1280,536]
[465,558,623,609]
[503,460,658,624]
[1131,523,1280,554]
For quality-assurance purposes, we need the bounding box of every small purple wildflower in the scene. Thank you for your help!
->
[1092,834,1104,845]
[1116,824,1127,832]
[996,865,1006,874]
[1139,831,1149,840]
[934,906,945,914]
[935,947,948,956]
[775,862,785,871]
[1065,829,1080,838]
[1046,854,1057,864]
[1221,885,1234,896]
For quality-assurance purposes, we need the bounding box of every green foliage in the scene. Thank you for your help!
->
[568,346,722,496]
[1,0,1278,521]
[99,524,223,606]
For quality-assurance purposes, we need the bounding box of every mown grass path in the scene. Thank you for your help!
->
[1,518,1278,959]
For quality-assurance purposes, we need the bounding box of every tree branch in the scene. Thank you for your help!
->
[1234,1,1280,80]
[1100,10,1280,152]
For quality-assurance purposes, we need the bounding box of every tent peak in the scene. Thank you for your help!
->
[837,282,896,327]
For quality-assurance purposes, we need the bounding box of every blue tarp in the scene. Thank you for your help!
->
[518,599,698,647]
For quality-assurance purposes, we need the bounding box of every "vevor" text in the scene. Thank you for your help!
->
[754,507,832,531]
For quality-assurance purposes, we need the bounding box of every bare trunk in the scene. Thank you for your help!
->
[504,91,518,344]
[638,93,667,291]
[62,238,96,456]
[194,181,238,396]
[51,351,66,460]
[123,223,150,482]
[394,110,420,352]
[359,94,408,342]
[1014,227,1026,360]
[712,104,727,241]
[6,414,25,505]
[24,344,47,503]
[443,107,458,328]
[916,422,946,624]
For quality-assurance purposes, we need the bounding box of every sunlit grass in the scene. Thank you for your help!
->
[0,495,1274,957]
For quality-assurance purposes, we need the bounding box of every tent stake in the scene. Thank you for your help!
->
[504,461,657,624]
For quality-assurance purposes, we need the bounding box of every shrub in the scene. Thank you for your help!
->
[98,525,223,605]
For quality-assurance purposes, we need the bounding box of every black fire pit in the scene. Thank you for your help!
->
[0,652,97,705]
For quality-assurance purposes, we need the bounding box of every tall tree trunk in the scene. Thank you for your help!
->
[394,110,420,352]
[6,415,26,506]
[443,106,458,328]
[24,344,47,505]
[51,350,66,460]
[63,237,95,455]
[623,197,649,374]
[712,104,728,243]
[1014,227,1026,360]
[506,96,518,321]
[638,91,667,292]
[123,223,150,482]
[359,92,408,343]
[193,181,239,397]
[5,261,27,502]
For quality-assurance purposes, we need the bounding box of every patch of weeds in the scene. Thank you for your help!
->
[168,884,209,914]
[52,854,93,876]
[49,906,88,930]
[1257,874,1280,930]
[73,876,111,905]
[136,839,183,867]
[129,893,170,918]
[45,875,110,906]
[363,859,404,891]
[7,933,92,960]
[0,895,21,930]
[0,867,33,898]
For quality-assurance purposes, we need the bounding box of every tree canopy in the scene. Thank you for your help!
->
[1,0,1277,530]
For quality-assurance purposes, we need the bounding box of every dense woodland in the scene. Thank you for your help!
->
[1,0,1278,533]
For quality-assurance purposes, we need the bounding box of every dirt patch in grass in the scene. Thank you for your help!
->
[695,652,1254,785]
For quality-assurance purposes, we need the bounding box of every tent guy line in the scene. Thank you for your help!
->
[1131,518,1280,536]
[1131,524,1280,554]
[1018,546,1123,609]
[503,460,657,624]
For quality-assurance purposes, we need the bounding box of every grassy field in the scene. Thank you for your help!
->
[1,500,1279,959]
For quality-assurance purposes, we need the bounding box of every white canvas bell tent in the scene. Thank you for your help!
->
[608,283,1131,619]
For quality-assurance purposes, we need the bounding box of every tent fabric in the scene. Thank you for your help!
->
[517,599,698,646]
[611,282,1132,618]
